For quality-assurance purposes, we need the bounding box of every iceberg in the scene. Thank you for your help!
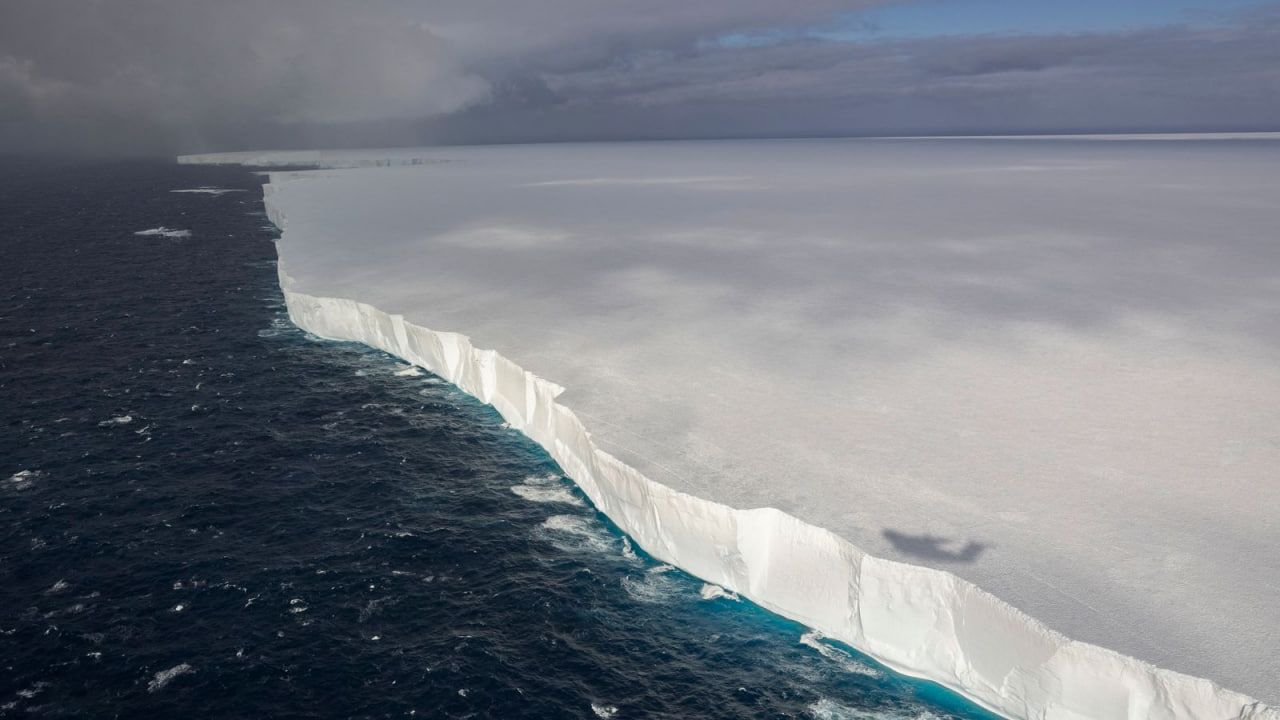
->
[184,137,1280,719]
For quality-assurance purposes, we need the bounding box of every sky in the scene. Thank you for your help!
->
[1,0,1277,154]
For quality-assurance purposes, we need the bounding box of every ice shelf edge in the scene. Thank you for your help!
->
[261,179,1276,720]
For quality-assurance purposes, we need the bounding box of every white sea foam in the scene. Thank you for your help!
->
[393,365,423,377]
[98,415,133,426]
[591,703,619,718]
[171,187,245,195]
[148,663,194,692]
[538,515,617,555]
[510,475,584,506]
[808,699,941,720]
[133,227,191,238]
[46,579,69,594]
[799,631,881,678]
[621,565,684,604]
[699,583,739,602]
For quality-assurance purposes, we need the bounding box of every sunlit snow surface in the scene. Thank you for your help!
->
[185,137,1280,710]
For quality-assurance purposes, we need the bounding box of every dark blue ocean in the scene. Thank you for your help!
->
[0,158,997,719]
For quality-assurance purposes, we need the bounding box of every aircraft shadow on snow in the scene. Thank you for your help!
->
[881,529,988,564]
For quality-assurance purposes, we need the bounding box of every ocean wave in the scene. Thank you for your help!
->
[510,475,584,506]
[621,565,685,604]
[591,703,619,718]
[799,632,881,678]
[699,583,739,602]
[537,514,620,556]
[133,227,191,238]
[148,663,195,692]
[171,187,244,195]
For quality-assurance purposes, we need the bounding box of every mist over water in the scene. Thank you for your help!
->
[0,159,995,719]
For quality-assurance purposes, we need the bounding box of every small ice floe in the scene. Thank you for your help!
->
[8,469,42,490]
[457,689,468,698]
[591,703,619,718]
[699,583,739,602]
[98,415,133,426]
[393,365,422,377]
[170,603,186,613]
[171,187,244,195]
[147,663,194,693]
[510,474,584,507]
[799,631,881,678]
[288,598,307,614]
[134,227,192,239]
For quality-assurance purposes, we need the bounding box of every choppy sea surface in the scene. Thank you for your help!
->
[0,158,997,719]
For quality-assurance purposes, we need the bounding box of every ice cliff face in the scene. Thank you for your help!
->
[186,138,1280,719]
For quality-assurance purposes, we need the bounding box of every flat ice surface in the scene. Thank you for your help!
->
[201,138,1279,703]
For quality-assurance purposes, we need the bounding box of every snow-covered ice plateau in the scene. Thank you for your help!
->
[183,136,1280,719]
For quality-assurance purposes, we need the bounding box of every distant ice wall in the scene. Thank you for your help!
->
[180,149,446,169]
[265,178,1278,720]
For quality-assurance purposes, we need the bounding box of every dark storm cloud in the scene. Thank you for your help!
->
[1,0,1277,154]
[440,6,1280,142]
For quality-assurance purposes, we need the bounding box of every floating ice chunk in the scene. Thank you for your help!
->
[99,415,133,426]
[148,663,194,692]
[8,469,42,490]
[133,227,191,238]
